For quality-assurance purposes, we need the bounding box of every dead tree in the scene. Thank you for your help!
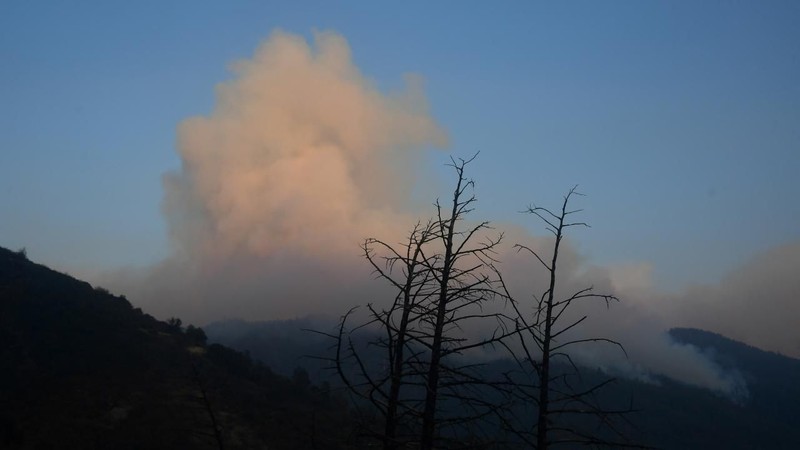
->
[328,155,518,449]
[500,187,643,449]
[417,155,511,450]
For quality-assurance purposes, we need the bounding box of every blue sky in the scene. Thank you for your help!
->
[1,1,798,290]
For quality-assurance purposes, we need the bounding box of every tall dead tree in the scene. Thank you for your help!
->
[329,155,517,449]
[417,155,508,450]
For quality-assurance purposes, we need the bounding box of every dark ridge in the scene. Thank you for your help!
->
[0,246,356,449]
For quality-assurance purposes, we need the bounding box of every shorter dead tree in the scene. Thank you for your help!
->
[333,220,439,449]
[499,187,645,449]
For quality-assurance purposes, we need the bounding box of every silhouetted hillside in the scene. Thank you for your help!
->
[665,327,800,445]
[0,247,356,449]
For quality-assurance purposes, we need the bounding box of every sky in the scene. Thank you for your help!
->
[1,2,799,383]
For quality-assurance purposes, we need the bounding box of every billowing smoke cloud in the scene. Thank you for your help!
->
[109,30,446,321]
[102,30,797,398]
[164,30,446,262]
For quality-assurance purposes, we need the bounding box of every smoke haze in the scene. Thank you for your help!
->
[664,241,800,358]
[103,30,798,398]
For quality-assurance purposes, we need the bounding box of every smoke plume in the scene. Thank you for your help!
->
[109,30,446,321]
[103,30,797,398]
[164,30,446,262]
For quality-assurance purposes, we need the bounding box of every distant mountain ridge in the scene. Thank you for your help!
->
[206,317,800,449]
[670,327,800,369]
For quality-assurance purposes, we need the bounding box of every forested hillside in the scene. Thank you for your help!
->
[0,247,355,449]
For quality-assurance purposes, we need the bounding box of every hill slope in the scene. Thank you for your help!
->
[0,247,355,449]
